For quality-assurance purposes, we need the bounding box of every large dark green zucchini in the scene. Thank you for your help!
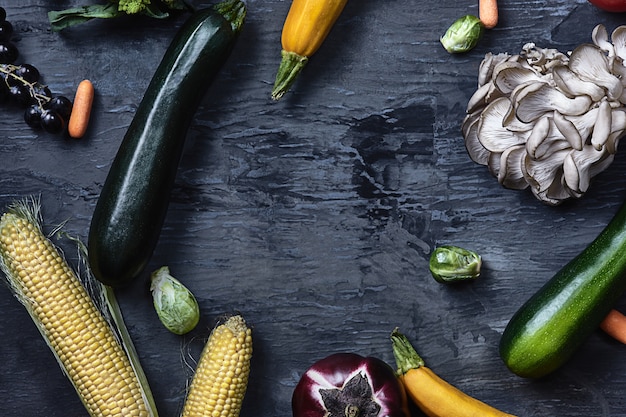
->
[499,201,626,378]
[88,0,246,287]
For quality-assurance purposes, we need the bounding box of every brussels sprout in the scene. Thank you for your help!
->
[150,266,200,335]
[440,15,484,53]
[429,245,482,283]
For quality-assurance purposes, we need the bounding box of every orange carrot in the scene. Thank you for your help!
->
[479,0,498,29]
[68,79,94,139]
[600,309,626,344]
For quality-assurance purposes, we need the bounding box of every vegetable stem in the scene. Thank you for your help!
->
[390,328,425,375]
[214,0,247,34]
[271,50,309,100]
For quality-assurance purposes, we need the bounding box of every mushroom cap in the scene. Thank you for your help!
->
[476,97,530,153]
[513,82,592,124]
[610,25,626,61]
[462,24,626,205]
[569,43,623,100]
[552,64,606,101]
[493,61,545,95]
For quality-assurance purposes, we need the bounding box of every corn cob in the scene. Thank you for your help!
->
[181,315,252,417]
[0,198,158,417]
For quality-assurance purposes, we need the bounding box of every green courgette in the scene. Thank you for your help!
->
[499,201,626,378]
[87,0,246,287]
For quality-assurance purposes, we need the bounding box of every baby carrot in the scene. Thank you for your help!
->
[68,79,94,139]
[600,309,626,344]
[479,0,498,29]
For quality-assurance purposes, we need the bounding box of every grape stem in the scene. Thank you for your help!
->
[0,63,51,108]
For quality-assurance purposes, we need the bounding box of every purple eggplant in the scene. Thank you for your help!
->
[292,353,409,417]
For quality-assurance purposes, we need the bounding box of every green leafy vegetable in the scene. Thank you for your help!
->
[440,15,484,53]
[150,266,200,335]
[48,0,187,32]
[429,245,482,283]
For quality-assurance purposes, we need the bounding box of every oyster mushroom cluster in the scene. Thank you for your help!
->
[462,24,626,205]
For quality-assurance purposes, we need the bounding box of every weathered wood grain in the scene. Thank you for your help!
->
[2,0,626,416]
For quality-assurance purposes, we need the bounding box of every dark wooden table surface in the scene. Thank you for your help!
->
[2,0,626,416]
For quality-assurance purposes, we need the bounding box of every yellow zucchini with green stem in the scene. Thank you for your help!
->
[391,329,516,417]
[271,0,348,100]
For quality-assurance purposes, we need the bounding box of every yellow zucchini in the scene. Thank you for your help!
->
[271,0,348,100]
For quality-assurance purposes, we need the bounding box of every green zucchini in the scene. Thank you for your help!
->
[87,0,246,288]
[499,201,626,378]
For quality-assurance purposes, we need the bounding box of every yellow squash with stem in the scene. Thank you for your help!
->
[0,197,158,417]
[271,0,348,100]
[391,329,516,417]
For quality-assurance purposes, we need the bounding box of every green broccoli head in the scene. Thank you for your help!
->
[117,0,151,14]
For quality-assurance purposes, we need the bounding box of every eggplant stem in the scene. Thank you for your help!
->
[346,404,359,417]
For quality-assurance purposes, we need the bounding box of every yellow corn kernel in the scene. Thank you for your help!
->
[0,199,156,417]
[182,315,252,417]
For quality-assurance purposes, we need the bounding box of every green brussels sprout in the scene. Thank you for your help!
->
[429,245,482,283]
[150,266,200,335]
[440,15,484,53]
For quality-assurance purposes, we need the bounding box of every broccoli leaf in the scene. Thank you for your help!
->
[141,3,172,18]
[48,1,180,31]
[48,3,122,32]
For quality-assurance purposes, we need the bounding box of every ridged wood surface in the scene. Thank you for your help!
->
[1,1,626,416]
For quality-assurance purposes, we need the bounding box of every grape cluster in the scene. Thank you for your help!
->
[0,7,72,135]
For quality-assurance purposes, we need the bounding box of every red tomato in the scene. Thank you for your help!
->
[588,0,626,12]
